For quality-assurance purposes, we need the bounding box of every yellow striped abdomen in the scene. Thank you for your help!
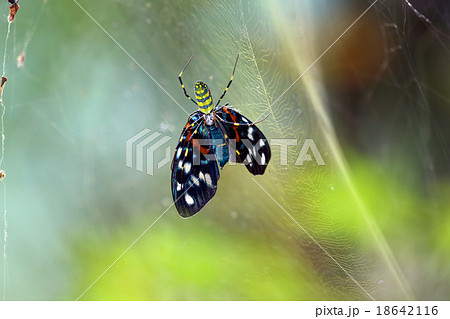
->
[195,81,214,114]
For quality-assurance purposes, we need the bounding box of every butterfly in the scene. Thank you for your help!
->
[171,54,271,218]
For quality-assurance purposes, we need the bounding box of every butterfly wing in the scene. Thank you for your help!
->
[171,112,220,218]
[215,106,271,175]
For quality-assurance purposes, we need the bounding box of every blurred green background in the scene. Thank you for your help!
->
[0,0,449,300]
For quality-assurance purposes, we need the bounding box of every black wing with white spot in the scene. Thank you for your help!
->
[215,106,271,175]
[171,113,220,218]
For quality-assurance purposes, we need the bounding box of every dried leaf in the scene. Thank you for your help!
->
[0,76,7,95]
[8,2,20,23]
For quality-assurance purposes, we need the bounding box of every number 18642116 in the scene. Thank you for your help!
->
[376,305,438,316]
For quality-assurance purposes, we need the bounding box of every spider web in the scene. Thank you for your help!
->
[1,0,449,300]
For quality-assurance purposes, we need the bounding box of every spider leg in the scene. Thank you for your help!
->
[215,54,239,108]
[179,56,198,106]
[187,118,205,142]
[177,112,203,140]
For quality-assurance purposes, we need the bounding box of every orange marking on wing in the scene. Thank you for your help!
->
[192,139,210,155]
[223,107,240,142]
[186,130,193,141]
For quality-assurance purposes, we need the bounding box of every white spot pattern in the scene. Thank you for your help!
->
[185,194,194,206]
[205,173,212,187]
[247,127,254,140]
[192,176,200,186]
